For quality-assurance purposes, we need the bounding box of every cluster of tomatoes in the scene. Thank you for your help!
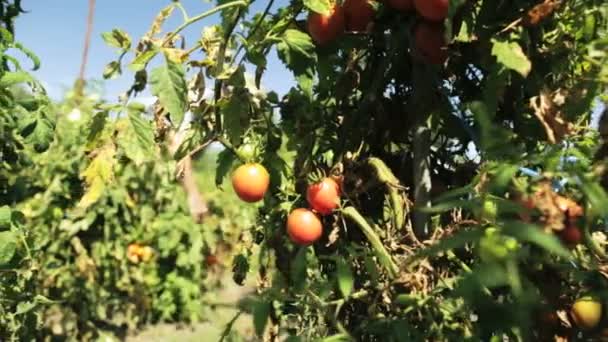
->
[126,243,154,264]
[231,163,341,246]
[307,0,448,64]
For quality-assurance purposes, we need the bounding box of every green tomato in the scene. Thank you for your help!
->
[237,144,256,162]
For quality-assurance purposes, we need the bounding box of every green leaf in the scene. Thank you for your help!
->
[130,49,159,72]
[292,247,309,289]
[19,111,55,153]
[491,39,532,77]
[216,149,237,187]
[580,179,608,218]
[303,0,331,15]
[149,57,187,126]
[0,206,11,230]
[0,231,17,266]
[502,221,570,258]
[0,71,34,87]
[253,300,270,336]
[276,29,316,97]
[127,104,156,159]
[103,61,122,80]
[222,92,250,146]
[101,29,132,50]
[336,258,354,298]
[281,29,315,60]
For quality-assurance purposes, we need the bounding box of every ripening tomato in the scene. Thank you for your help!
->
[414,21,448,65]
[344,0,375,32]
[127,244,141,263]
[307,178,340,215]
[139,246,154,263]
[414,0,448,22]
[307,4,346,45]
[287,208,323,245]
[571,296,602,330]
[559,225,582,246]
[232,163,270,203]
[385,0,412,11]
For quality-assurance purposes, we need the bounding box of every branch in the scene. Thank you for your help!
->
[213,6,247,133]
[162,0,247,46]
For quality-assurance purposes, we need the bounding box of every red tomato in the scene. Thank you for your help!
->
[287,208,323,245]
[231,163,270,203]
[307,4,346,45]
[559,225,582,246]
[414,0,448,22]
[385,0,412,11]
[414,21,448,65]
[306,178,341,215]
[344,0,375,32]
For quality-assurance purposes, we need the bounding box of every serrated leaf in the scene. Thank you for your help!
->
[0,231,17,266]
[303,0,331,15]
[79,146,116,209]
[0,206,11,230]
[277,30,315,97]
[253,300,270,336]
[336,259,354,298]
[149,57,187,126]
[491,39,531,77]
[129,50,159,72]
[216,149,236,187]
[20,111,55,152]
[222,93,250,146]
[126,104,155,159]
[101,29,131,50]
[281,29,315,60]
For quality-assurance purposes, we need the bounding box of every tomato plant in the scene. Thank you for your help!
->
[2,0,608,340]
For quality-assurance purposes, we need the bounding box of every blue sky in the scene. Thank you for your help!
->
[14,0,294,102]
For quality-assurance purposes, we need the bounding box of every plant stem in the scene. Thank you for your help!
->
[342,207,399,278]
[163,0,247,46]
[213,5,247,134]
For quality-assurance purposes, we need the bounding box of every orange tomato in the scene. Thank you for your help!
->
[306,178,340,215]
[232,163,270,203]
[414,21,448,65]
[287,208,323,245]
[414,0,448,22]
[127,244,141,263]
[307,4,346,45]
